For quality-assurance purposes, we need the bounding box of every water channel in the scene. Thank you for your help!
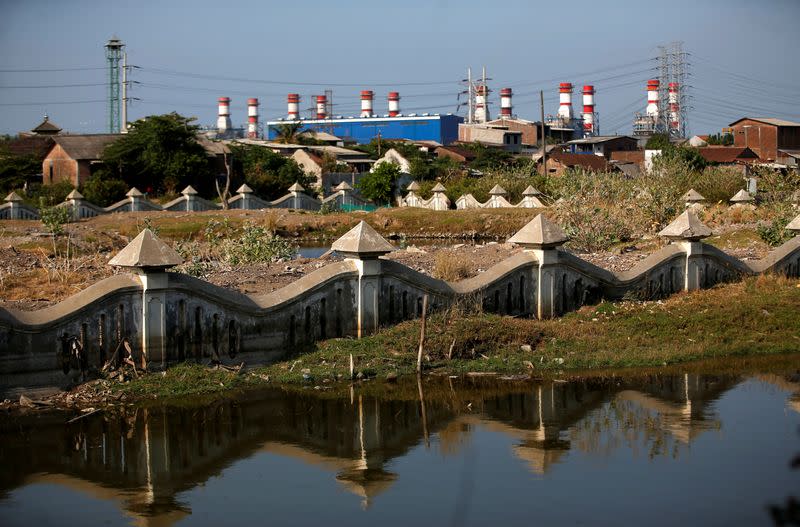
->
[1,359,799,526]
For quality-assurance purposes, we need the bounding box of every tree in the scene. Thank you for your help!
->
[706,133,733,146]
[645,133,671,150]
[0,140,42,193]
[274,122,303,144]
[228,143,314,198]
[101,113,212,195]
[357,162,400,205]
[80,169,128,206]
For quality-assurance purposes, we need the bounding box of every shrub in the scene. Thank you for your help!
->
[221,224,296,265]
[80,173,128,206]
[40,205,71,234]
[357,162,400,205]
[757,205,796,247]
[433,251,470,281]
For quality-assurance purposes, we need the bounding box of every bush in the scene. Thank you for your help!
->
[757,206,796,247]
[357,162,400,205]
[221,224,296,265]
[40,205,71,234]
[433,251,470,281]
[80,173,129,206]
[25,180,74,208]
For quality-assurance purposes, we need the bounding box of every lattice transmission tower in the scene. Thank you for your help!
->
[105,37,124,133]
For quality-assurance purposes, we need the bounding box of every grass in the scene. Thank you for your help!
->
[112,274,800,401]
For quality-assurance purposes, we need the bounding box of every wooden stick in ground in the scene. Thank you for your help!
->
[417,294,428,373]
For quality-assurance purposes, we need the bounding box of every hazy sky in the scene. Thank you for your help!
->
[1,0,798,136]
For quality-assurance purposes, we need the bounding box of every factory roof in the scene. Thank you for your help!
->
[729,117,800,127]
[267,114,459,125]
[567,135,636,145]
[51,134,120,160]
[299,130,342,142]
[697,147,759,163]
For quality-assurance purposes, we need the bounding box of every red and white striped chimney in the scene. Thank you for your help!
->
[388,91,400,117]
[582,85,595,135]
[557,83,573,121]
[360,90,374,117]
[287,93,300,120]
[247,98,259,138]
[315,95,327,119]
[474,85,488,122]
[217,96,231,133]
[646,79,660,120]
[499,88,513,118]
[668,82,679,131]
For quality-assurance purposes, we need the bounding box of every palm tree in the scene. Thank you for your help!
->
[274,122,303,144]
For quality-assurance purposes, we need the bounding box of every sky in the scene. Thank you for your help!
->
[1,0,799,137]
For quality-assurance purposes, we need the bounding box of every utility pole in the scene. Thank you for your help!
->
[121,51,128,133]
[540,90,547,175]
[467,67,473,124]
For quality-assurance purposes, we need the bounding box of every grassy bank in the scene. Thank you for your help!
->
[114,274,800,401]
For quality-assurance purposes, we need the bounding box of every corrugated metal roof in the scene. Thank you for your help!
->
[729,117,800,127]
[567,135,635,145]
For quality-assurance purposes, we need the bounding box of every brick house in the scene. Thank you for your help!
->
[42,134,120,186]
[728,117,800,162]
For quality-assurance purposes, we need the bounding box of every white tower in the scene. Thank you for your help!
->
[646,79,660,121]
[360,90,374,118]
[316,95,327,119]
[217,97,231,134]
[499,88,513,119]
[557,83,573,121]
[287,93,300,120]
[581,85,595,136]
[247,98,259,138]
[388,91,400,117]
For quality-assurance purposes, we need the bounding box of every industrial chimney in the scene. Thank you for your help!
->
[217,97,231,134]
[668,82,680,132]
[646,79,660,121]
[287,93,300,120]
[474,85,489,123]
[557,83,573,121]
[316,95,327,119]
[499,88,513,119]
[247,98,259,138]
[582,85,595,136]
[361,90,374,118]
[388,92,400,117]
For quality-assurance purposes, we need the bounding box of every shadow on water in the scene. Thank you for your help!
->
[2,358,800,525]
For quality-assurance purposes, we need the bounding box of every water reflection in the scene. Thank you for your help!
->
[1,370,799,525]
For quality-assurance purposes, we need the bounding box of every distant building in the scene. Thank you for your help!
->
[481,118,542,146]
[545,152,617,175]
[457,123,523,152]
[435,145,477,164]
[728,117,800,162]
[29,115,62,136]
[42,134,120,186]
[566,135,638,159]
[696,146,759,165]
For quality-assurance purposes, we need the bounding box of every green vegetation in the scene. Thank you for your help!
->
[0,141,40,193]
[706,132,734,146]
[80,173,129,206]
[356,161,401,205]
[220,223,296,265]
[101,112,212,195]
[228,143,314,199]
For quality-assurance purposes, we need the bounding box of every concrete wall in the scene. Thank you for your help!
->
[2,234,799,387]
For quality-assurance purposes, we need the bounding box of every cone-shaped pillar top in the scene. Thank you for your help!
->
[236,183,254,194]
[5,191,23,202]
[681,189,705,202]
[431,182,447,193]
[658,210,712,241]
[108,228,183,270]
[508,214,568,249]
[406,181,421,192]
[522,185,542,196]
[331,221,395,259]
[181,185,198,196]
[488,184,507,196]
[730,189,754,203]
[66,189,84,200]
[126,187,143,198]
[787,214,800,232]
[334,181,353,192]
[288,182,304,192]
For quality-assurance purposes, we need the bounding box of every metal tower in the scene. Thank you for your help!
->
[657,41,689,138]
[105,37,124,133]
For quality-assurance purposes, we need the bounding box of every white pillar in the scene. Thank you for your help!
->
[352,259,381,338]
[139,272,169,369]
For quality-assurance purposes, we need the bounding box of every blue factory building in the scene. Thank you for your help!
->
[266,114,463,145]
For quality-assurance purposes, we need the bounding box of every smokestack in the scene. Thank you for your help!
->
[499,88,513,118]
[247,98,259,138]
[557,83,573,121]
[582,85,595,136]
[388,91,400,117]
[360,90,374,118]
[287,93,300,120]
[316,95,327,119]
[668,82,679,132]
[646,79,660,120]
[217,97,231,134]
[474,85,488,123]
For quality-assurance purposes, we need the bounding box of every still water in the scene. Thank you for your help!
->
[1,365,799,526]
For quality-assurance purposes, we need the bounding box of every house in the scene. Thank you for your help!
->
[566,135,638,159]
[482,118,542,146]
[373,148,412,173]
[696,147,759,165]
[434,145,477,164]
[292,149,326,179]
[544,152,616,175]
[728,117,800,161]
[609,150,645,164]
[298,130,343,146]
[457,123,523,152]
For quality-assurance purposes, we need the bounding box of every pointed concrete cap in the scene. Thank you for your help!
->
[406,181,421,192]
[126,187,143,198]
[681,189,705,202]
[236,183,254,194]
[786,214,800,232]
[5,191,23,202]
[334,181,353,192]
[431,182,447,193]
[488,184,507,196]
[508,214,569,249]
[730,189,754,203]
[288,182,304,192]
[66,189,83,200]
[658,210,712,241]
[522,185,542,196]
[108,228,183,270]
[331,221,395,259]
[181,185,198,196]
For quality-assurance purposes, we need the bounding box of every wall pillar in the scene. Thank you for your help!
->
[679,240,706,291]
[351,258,381,338]
[531,248,559,319]
[139,271,169,370]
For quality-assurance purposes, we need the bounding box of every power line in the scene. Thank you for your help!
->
[0,66,107,72]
